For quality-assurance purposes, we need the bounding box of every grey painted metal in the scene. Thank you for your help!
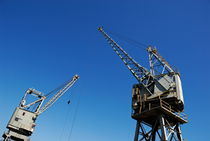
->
[147,47,174,76]
[99,27,184,111]
[19,88,45,114]
[2,75,79,141]
[98,27,153,95]
[160,116,167,141]
[176,123,183,141]
[7,108,36,135]
[99,27,187,141]
[3,130,30,141]
[134,121,140,141]
[134,116,184,141]
[39,75,79,114]
[147,47,184,107]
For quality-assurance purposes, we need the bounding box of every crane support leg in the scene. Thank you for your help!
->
[133,116,184,141]
[176,123,183,141]
[159,115,167,141]
[3,131,30,141]
[2,130,30,141]
[134,121,140,141]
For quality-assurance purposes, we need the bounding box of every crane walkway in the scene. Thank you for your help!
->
[132,99,188,126]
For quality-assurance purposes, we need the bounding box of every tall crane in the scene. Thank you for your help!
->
[98,27,187,141]
[2,75,79,141]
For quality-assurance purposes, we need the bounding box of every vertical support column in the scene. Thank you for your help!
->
[134,121,140,141]
[148,50,155,75]
[2,130,30,141]
[3,131,10,141]
[176,123,183,141]
[151,119,159,141]
[159,115,167,141]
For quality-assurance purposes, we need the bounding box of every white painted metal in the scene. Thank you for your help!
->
[175,74,184,105]
[7,108,37,135]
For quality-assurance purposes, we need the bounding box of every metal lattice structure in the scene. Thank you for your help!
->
[134,117,183,141]
[98,27,154,95]
[2,75,79,141]
[99,27,187,141]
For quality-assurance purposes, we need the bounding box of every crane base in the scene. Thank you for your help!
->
[3,130,30,141]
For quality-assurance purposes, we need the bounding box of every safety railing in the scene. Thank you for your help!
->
[160,99,188,121]
[132,98,187,121]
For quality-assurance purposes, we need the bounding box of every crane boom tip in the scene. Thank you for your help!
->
[98,26,103,31]
[74,74,80,79]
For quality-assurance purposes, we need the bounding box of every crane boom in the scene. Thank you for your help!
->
[98,27,153,93]
[39,75,79,114]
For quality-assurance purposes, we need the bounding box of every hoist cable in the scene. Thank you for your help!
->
[67,91,81,141]
[105,29,148,50]
[44,80,69,97]
[57,87,81,141]
[58,103,72,141]
[58,88,76,141]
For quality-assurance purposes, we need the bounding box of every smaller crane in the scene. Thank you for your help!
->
[2,75,79,141]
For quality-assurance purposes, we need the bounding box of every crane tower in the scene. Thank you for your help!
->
[2,75,79,141]
[98,27,187,141]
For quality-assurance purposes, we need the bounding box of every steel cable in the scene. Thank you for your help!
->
[105,29,148,50]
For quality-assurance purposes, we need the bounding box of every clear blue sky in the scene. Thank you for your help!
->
[0,0,209,141]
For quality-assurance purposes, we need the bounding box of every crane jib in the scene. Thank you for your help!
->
[98,27,153,94]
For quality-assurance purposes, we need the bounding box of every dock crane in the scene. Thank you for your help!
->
[2,75,79,141]
[98,27,187,141]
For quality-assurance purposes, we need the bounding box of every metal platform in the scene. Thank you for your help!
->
[132,99,188,126]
